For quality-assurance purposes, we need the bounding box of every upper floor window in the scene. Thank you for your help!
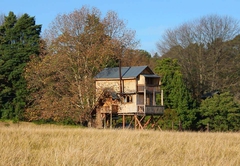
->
[146,78,154,85]
[123,95,132,103]
[146,77,159,86]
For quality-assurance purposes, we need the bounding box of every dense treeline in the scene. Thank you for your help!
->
[0,7,239,131]
[156,15,240,131]
[155,58,240,131]
[0,12,41,121]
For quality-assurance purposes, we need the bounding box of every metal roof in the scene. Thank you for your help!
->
[95,66,156,79]
[142,74,160,78]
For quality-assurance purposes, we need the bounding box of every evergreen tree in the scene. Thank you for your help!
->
[199,92,240,131]
[0,12,41,120]
[155,58,196,130]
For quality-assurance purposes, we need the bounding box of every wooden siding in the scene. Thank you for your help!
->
[123,80,136,93]
[100,105,119,114]
[96,79,137,95]
[96,81,120,96]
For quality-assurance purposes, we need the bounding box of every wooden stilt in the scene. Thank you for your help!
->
[110,111,112,129]
[103,114,106,129]
[127,116,134,129]
[139,116,145,123]
[134,115,137,129]
[151,115,162,129]
[122,114,125,129]
[143,117,152,128]
[134,115,144,129]
[161,89,164,106]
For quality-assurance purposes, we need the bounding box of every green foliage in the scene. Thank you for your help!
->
[198,92,240,131]
[155,58,196,130]
[158,109,179,130]
[155,58,179,108]
[137,49,151,59]
[0,12,41,120]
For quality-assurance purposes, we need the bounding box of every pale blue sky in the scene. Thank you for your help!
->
[1,0,240,54]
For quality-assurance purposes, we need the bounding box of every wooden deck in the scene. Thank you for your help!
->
[137,105,164,115]
[101,105,165,115]
[137,85,160,93]
[145,106,164,115]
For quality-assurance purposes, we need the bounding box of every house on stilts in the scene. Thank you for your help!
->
[91,65,164,129]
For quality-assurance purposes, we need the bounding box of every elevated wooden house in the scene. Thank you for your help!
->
[92,66,164,129]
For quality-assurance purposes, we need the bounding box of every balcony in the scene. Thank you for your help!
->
[137,105,164,115]
[137,85,160,93]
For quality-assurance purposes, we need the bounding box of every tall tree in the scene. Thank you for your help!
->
[0,12,41,120]
[25,6,138,124]
[0,13,4,25]
[157,15,240,101]
[155,58,196,130]
[222,35,240,102]
[121,49,151,67]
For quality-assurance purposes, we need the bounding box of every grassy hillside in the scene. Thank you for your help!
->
[0,122,239,166]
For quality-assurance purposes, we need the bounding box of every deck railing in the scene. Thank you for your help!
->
[137,85,160,93]
[137,105,164,115]
[137,85,144,92]
[145,106,164,114]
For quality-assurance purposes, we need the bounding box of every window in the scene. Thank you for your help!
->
[146,78,154,85]
[123,95,132,103]
[146,77,160,86]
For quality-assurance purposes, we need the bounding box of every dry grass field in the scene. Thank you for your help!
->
[0,121,240,166]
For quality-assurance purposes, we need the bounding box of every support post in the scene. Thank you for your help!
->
[153,89,156,106]
[135,115,143,129]
[144,86,146,114]
[161,89,164,106]
[122,114,125,129]
[119,59,122,95]
[134,115,137,129]
[103,114,107,129]
[110,111,112,129]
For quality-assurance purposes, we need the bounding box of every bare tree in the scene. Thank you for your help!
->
[157,15,240,100]
[103,11,139,50]
[0,13,4,26]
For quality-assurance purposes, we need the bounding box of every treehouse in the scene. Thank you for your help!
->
[92,66,164,129]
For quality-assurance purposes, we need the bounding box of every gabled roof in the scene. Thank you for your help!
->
[95,66,157,80]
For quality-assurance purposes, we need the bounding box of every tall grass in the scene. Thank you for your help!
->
[0,122,239,166]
